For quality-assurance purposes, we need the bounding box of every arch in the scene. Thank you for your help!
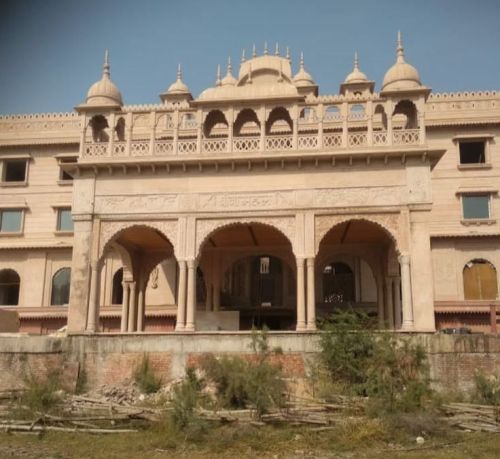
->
[373,104,387,130]
[89,115,109,142]
[51,267,71,306]
[203,110,228,137]
[392,100,418,129]
[112,268,123,305]
[299,107,316,121]
[322,261,354,303]
[463,259,498,300]
[350,104,365,113]
[324,105,341,120]
[266,107,293,134]
[0,269,20,306]
[234,108,260,136]
[115,117,125,141]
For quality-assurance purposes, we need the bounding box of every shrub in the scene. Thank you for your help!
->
[133,354,162,394]
[19,370,63,414]
[170,367,206,429]
[472,370,500,406]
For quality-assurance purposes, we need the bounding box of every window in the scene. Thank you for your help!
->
[3,160,27,183]
[462,195,490,220]
[0,210,23,233]
[0,269,20,305]
[463,260,498,300]
[51,268,71,305]
[459,141,485,164]
[56,208,73,232]
[59,169,73,182]
[112,268,123,304]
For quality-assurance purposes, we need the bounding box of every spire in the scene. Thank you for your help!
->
[176,63,182,81]
[299,51,304,70]
[241,49,246,63]
[252,44,257,58]
[264,41,268,55]
[286,46,290,62]
[103,49,110,78]
[216,64,221,86]
[396,30,405,63]
[226,56,233,76]
[275,42,280,56]
[353,51,359,70]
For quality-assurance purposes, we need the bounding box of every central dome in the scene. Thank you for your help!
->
[85,51,123,107]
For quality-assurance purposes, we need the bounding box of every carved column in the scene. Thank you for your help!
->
[306,258,316,330]
[318,104,324,149]
[367,100,373,146]
[386,99,393,146]
[341,102,348,147]
[376,275,385,328]
[173,110,179,154]
[136,284,145,332]
[259,106,266,152]
[120,281,130,332]
[196,109,203,154]
[86,262,100,333]
[292,105,299,150]
[149,111,156,155]
[393,276,402,329]
[175,260,187,331]
[399,254,414,330]
[385,277,394,329]
[107,112,115,157]
[125,112,132,156]
[227,107,234,153]
[79,113,87,157]
[185,259,197,331]
[296,257,306,331]
[127,281,136,332]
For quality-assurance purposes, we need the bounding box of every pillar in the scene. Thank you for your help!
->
[120,281,130,332]
[107,112,115,156]
[136,284,145,332]
[376,276,385,328]
[393,276,402,329]
[354,257,361,302]
[341,102,348,147]
[127,281,136,332]
[259,106,266,152]
[399,254,414,330]
[175,260,187,331]
[149,111,156,155]
[386,100,393,146]
[385,277,394,329]
[86,262,100,333]
[367,100,373,146]
[125,112,132,156]
[227,107,234,153]
[306,258,316,330]
[185,259,196,331]
[296,257,306,331]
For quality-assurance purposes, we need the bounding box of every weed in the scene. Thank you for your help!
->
[471,370,500,406]
[133,354,162,394]
[19,370,63,415]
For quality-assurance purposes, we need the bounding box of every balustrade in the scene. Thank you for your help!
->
[202,138,228,153]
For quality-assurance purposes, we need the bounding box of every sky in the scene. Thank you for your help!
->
[0,0,499,115]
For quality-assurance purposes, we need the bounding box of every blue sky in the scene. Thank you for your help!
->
[0,0,499,114]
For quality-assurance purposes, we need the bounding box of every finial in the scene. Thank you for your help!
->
[396,30,405,62]
[286,46,290,62]
[241,49,246,63]
[227,56,232,75]
[103,49,110,77]
[300,51,304,69]
[275,42,279,56]
[354,51,359,70]
[177,63,182,80]
[264,41,268,55]
[252,44,257,58]
[216,64,221,86]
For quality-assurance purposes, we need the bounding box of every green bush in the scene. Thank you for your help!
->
[472,370,500,406]
[133,354,162,394]
[170,367,206,429]
[19,370,63,414]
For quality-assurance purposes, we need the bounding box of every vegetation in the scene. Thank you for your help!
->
[17,369,63,415]
[133,354,162,394]
[471,370,500,406]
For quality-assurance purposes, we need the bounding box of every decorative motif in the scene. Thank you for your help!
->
[95,194,179,214]
[149,266,159,288]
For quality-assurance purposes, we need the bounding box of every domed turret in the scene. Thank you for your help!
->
[160,64,192,103]
[221,57,237,86]
[83,51,123,108]
[344,52,368,84]
[382,32,422,92]
[292,53,318,97]
[340,52,374,96]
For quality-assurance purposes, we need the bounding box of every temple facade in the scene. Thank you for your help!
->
[0,36,499,335]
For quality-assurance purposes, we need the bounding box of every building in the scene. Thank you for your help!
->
[0,35,499,335]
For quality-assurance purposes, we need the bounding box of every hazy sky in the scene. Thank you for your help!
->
[0,0,499,114]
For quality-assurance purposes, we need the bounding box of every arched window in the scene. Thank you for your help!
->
[51,268,71,306]
[463,259,498,300]
[323,262,354,303]
[112,268,123,305]
[0,269,20,305]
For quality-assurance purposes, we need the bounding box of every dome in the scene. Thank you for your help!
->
[382,33,422,91]
[344,52,368,83]
[85,51,123,107]
[166,64,190,94]
[221,58,237,86]
[293,53,316,87]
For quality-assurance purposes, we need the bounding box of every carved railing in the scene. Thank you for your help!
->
[81,128,423,159]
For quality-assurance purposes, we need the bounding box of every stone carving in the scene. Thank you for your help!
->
[95,194,179,213]
[149,266,159,289]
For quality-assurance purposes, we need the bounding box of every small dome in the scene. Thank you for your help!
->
[85,51,123,106]
[382,33,421,91]
[344,52,368,83]
[221,58,237,86]
[166,64,190,94]
[293,53,315,87]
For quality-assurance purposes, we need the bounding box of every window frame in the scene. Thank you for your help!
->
[0,155,30,187]
[56,154,77,186]
[459,193,495,225]
[0,208,25,235]
[54,207,74,234]
[454,134,493,170]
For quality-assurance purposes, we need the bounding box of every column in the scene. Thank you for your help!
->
[149,111,156,155]
[196,109,203,154]
[107,112,115,156]
[125,112,132,156]
[318,104,324,149]
[127,281,136,332]
[292,106,299,150]
[376,276,385,328]
[306,258,316,330]
[86,262,100,333]
[173,110,179,154]
[259,106,266,152]
[367,100,373,146]
[399,254,414,330]
[393,276,402,330]
[175,260,187,331]
[296,257,306,331]
[78,114,87,157]
[185,259,196,331]
[386,100,393,146]
[227,108,234,153]
[136,284,145,332]
[354,257,361,302]
[120,281,130,332]
[385,277,394,329]
[341,102,348,147]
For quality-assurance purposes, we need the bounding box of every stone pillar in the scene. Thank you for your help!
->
[125,112,132,156]
[377,276,385,328]
[149,111,156,155]
[399,254,414,330]
[296,257,306,331]
[227,107,234,153]
[196,109,203,154]
[318,104,324,149]
[386,100,393,146]
[341,102,348,147]
[175,260,187,331]
[120,281,130,332]
[292,107,299,150]
[259,106,266,152]
[354,257,361,302]
[306,258,316,330]
[185,259,196,331]
[107,112,115,157]
[393,276,402,329]
[86,262,100,333]
[367,100,373,146]
[127,281,136,332]
[173,110,179,154]
[136,284,145,332]
[385,277,394,329]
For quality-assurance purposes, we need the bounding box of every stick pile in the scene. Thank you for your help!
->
[441,402,500,433]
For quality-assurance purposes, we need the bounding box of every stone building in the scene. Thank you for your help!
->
[0,35,499,335]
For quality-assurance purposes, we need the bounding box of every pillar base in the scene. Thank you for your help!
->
[184,324,195,332]
[175,324,185,332]
[296,322,307,331]
[306,322,317,331]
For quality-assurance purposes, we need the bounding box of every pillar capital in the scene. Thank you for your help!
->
[398,253,410,265]
[306,257,315,267]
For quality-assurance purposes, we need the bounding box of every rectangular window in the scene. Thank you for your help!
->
[0,210,23,232]
[56,208,73,232]
[459,141,485,164]
[59,169,73,181]
[3,160,27,182]
[462,195,490,219]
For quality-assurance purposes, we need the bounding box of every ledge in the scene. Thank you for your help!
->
[457,163,492,171]
[461,218,496,226]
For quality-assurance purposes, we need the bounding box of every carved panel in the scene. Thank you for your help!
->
[95,194,179,214]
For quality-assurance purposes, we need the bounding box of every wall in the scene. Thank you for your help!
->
[0,332,498,394]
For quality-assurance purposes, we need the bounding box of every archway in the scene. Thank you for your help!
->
[198,222,296,330]
[51,267,71,306]
[463,259,498,300]
[0,269,20,306]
